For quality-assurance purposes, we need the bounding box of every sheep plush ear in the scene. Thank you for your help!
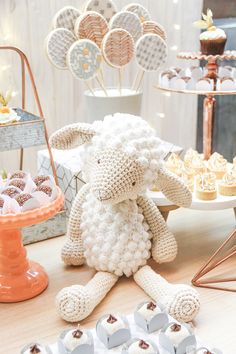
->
[50,123,96,150]
[156,166,192,208]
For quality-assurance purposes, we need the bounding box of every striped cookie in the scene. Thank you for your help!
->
[135,33,168,72]
[84,0,117,23]
[52,6,80,32]
[142,21,167,41]
[102,29,134,68]
[74,11,108,48]
[123,3,151,23]
[45,28,76,69]
[110,11,143,43]
[67,39,102,80]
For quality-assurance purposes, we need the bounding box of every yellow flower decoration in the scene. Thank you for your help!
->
[0,90,12,107]
[194,8,215,31]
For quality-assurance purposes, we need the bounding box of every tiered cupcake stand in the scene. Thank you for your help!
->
[153,51,236,292]
[0,46,65,302]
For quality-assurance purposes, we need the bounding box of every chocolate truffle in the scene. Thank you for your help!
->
[63,328,89,351]
[33,175,50,187]
[101,314,125,335]
[35,185,52,197]
[15,193,33,206]
[165,323,190,348]
[9,178,26,191]
[128,339,156,354]
[138,301,161,320]
[2,187,20,198]
[10,171,26,179]
[22,343,49,354]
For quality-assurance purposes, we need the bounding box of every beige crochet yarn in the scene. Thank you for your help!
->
[50,113,199,323]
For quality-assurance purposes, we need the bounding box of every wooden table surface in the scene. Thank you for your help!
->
[1,208,236,354]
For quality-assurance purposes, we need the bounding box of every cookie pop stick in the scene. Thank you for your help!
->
[45,28,76,69]
[52,6,81,31]
[84,0,118,23]
[122,2,151,23]
[74,11,109,48]
[134,33,168,92]
[67,39,105,96]
[110,11,143,43]
[102,29,135,95]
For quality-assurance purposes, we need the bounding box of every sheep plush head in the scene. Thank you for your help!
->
[50,114,191,207]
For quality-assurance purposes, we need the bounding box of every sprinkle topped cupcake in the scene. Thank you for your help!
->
[0,91,21,125]
[196,172,217,200]
[194,9,227,55]
[218,170,236,196]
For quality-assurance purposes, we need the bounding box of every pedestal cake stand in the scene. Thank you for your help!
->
[0,188,64,302]
[157,50,236,159]
[149,190,236,292]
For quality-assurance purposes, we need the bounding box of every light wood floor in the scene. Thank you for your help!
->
[1,208,236,354]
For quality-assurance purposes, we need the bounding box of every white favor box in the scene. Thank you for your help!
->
[196,78,214,91]
[58,329,94,354]
[134,302,168,333]
[216,78,236,91]
[37,148,85,215]
[186,67,203,81]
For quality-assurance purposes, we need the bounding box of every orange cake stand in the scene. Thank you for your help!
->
[0,188,64,302]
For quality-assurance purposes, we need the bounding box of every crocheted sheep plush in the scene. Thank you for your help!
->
[50,114,200,323]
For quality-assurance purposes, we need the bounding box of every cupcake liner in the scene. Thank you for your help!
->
[200,38,226,56]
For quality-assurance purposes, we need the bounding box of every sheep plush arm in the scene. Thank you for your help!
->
[61,183,89,266]
[137,196,177,263]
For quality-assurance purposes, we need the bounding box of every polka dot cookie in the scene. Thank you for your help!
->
[135,33,168,72]
[123,3,151,23]
[84,0,117,23]
[67,39,102,80]
[110,11,143,43]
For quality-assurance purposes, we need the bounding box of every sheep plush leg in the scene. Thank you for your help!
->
[134,265,200,323]
[56,271,118,322]
[62,184,89,266]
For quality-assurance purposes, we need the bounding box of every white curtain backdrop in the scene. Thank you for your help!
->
[0,0,203,173]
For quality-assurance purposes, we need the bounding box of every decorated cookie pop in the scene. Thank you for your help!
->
[45,28,76,69]
[52,6,81,32]
[84,0,117,23]
[74,11,108,48]
[123,3,151,23]
[110,11,143,43]
[142,21,167,40]
[67,39,102,81]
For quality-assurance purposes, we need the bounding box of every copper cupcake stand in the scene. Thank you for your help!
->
[0,46,64,302]
[157,51,236,160]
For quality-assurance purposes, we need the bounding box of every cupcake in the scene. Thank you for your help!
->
[165,153,183,176]
[186,155,206,175]
[208,152,227,179]
[0,92,21,125]
[21,343,52,354]
[196,173,217,200]
[134,301,168,333]
[159,322,196,353]
[194,9,227,55]
[181,167,195,192]
[218,170,236,196]
[96,314,131,349]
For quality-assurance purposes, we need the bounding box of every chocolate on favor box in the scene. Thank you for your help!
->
[58,328,94,354]
[21,342,52,354]
[96,314,131,349]
[122,338,159,354]
[134,301,168,333]
[196,348,223,354]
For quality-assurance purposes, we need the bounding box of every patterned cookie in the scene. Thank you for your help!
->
[84,0,117,23]
[123,3,151,23]
[110,11,143,43]
[135,34,168,72]
[52,6,81,31]
[45,28,76,69]
[74,11,108,48]
[102,29,134,68]
[67,39,102,80]
[142,21,167,41]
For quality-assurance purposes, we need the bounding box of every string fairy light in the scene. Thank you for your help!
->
[173,24,181,30]
[156,112,165,118]
[170,45,178,51]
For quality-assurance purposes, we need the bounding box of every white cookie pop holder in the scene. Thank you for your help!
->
[84,88,143,123]
[134,302,169,334]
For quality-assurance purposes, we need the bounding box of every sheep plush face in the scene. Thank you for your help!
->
[50,114,163,204]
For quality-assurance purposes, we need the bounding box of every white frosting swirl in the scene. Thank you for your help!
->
[200,28,226,40]
[222,170,236,185]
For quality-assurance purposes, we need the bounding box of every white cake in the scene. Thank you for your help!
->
[63,329,88,351]
[128,340,156,354]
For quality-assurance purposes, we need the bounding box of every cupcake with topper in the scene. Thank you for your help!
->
[0,91,21,125]
[194,9,227,55]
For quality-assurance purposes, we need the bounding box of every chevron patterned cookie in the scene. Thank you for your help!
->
[135,33,168,72]
[84,0,117,23]
[110,11,143,43]
[142,20,167,41]
[52,6,80,32]
[45,28,76,69]
[123,3,151,23]
[67,39,102,80]
[102,29,134,68]
[74,11,108,48]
